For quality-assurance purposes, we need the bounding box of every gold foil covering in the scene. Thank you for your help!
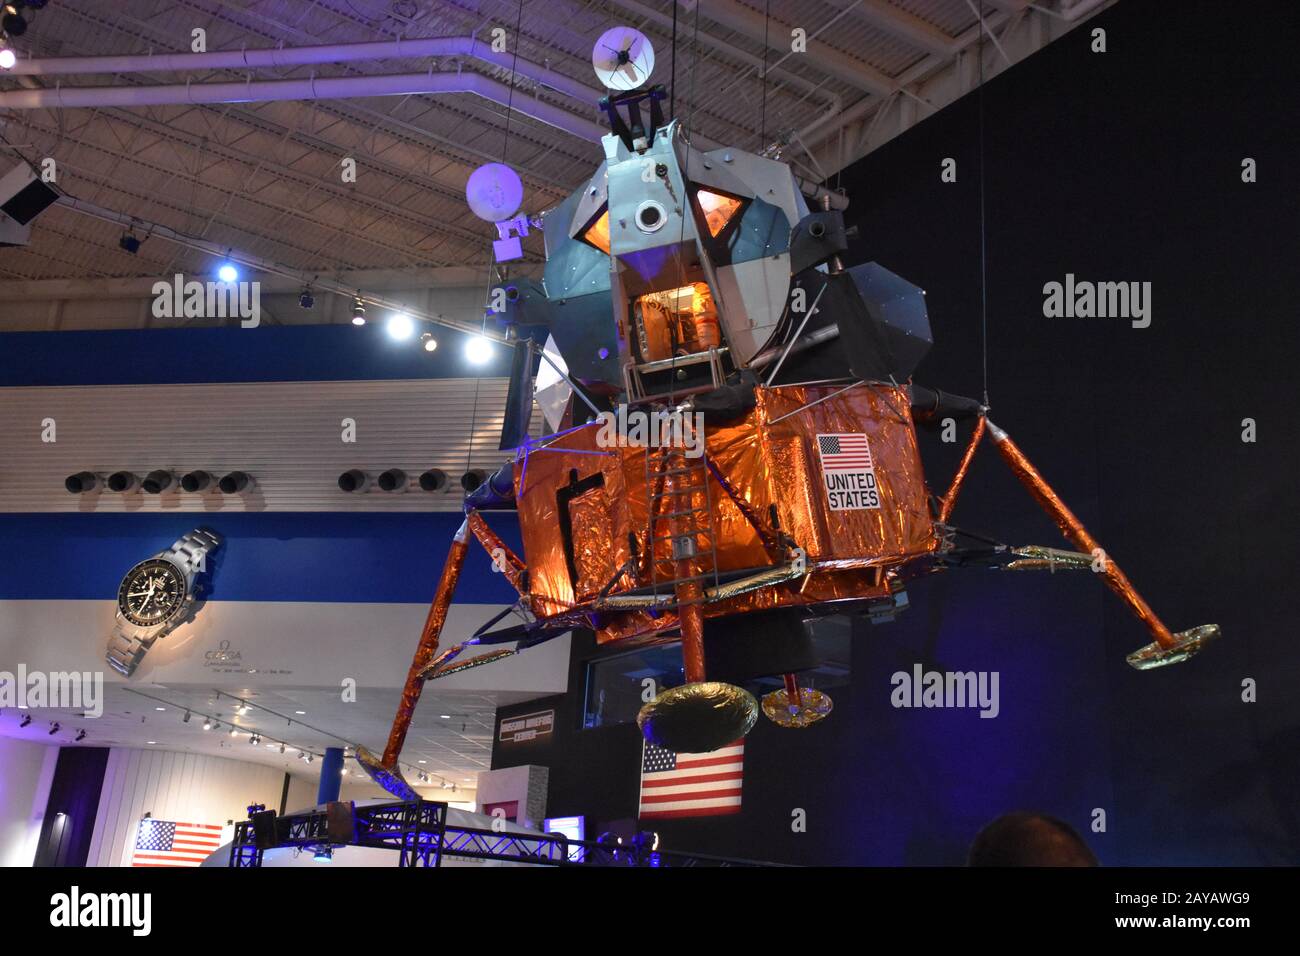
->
[636,681,759,753]
[761,686,834,728]
[513,384,939,649]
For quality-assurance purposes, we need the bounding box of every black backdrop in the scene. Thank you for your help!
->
[492,0,1300,865]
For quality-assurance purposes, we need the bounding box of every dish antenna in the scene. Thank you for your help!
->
[592,26,655,91]
[465,163,524,223]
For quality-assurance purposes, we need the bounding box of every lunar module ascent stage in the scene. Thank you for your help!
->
[358,42,1220,798]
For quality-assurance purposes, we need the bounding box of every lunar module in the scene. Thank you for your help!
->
[358,29,1219,798]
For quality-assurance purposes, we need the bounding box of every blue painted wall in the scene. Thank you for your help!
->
[0,512,522,605]
[0,323,512,386]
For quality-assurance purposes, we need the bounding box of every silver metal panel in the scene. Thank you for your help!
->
[0,378,538,512]
[711,253,793,365]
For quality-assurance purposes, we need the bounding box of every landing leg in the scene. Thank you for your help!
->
[357,519,470,796]
[986,421,1220,669]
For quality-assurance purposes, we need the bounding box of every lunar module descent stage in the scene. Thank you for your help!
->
[357,31,1220,799]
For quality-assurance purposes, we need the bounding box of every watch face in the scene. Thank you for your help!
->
[117,559,188,627]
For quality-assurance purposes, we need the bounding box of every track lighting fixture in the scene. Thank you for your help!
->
[64,471,100,494]
[106,471,137,492]
[183,710,191,723]
[2,9,27,39]
[75,730,86,742]
[298,286,315,309]
[419,469,448,492]
[142,470,174,494]
[19,714,31,727]
[377,468,407,492]
[48,721,60,735]
[351,297,367,326]
[218,471,252,494]
[337,469,368,493]
[119,229,141,254]
[180,470,212,492]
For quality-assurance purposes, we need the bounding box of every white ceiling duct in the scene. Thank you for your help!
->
[0,71,607,142]
[4,35,603,106]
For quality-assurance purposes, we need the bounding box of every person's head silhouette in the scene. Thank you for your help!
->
[967,811,1099,867]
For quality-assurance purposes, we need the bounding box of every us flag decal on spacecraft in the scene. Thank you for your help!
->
[817,433,882,511]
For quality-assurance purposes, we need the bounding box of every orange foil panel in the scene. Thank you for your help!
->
[755,384,937,565]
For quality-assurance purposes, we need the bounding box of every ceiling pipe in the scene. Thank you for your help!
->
[690,0,896,96]
[4,68,845,209]
[3,35,604,107]
[0,71,608,141]
[608,0,842,115]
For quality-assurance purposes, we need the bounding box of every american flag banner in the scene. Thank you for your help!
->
[816,433,874,470]
[130,818,224,867]
[638,739,744,819]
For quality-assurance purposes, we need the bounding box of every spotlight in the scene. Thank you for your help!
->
[313,845,333,863]
[337,469,368,493]
[350,298,366,326]
[183,711,191,723]
[237,703,250,715]
[229,726,238,737]
[465,335,493,364]
[202,718,212,731]
[218,471,251,493]
[248,734,259,745]
[305,753,314,764]
[142,470,174,494]
[64,471,100,494]
[376,468,407,492]
[48,721,60,736]
[460,469,487,491]
[19,714,30,727]
[279,743,285,754]
[418,469,448,492]
[0,48,14,72]
[2,12,26,38]
[75,730,86,742]
[106,471,137,492]
[421,333,437,352]
[217,261,238,283]
[180,470,211,492]
[386,312,414,341]
[118,230,141,254]
[298,286,315,309]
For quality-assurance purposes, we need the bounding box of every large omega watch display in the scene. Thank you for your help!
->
[105,528,223,677]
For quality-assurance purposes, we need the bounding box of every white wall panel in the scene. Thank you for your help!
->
[0,737,59,867]
[0,378,537,512]
[86,747,291,867]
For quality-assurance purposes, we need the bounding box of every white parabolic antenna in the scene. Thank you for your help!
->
[592,26,655,91]
[465,162,523,223]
